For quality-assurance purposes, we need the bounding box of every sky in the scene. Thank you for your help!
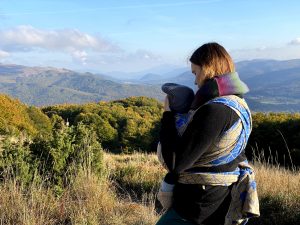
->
[0,0,300,74]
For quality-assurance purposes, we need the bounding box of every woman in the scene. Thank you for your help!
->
[156,42,259,225]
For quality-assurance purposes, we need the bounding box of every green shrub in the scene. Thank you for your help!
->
[0,135,37,185]
[0,118,104,191]
[30,121,104,189]
[74,112,118,149]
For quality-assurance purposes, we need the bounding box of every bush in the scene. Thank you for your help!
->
[30,121,104,190]
[74,112,118,149]
[0,119,104,191]
[0,135,37,185]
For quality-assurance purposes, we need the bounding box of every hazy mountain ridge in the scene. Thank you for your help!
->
[237,61,300,111]
[0,59,300,111]
[236,59,300,79]
[128,59,300,112]
[0,64,164,106]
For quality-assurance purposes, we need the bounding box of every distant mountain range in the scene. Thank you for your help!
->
[236,59,300,112]
[123,59,300,112]
[1,59,300,112]
[0,64,164,106]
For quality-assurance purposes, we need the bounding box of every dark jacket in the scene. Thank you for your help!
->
[159,102,246,224]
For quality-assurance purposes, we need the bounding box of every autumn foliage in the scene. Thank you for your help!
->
[0,94,51,135]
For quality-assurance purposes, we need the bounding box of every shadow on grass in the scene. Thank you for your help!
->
[112,179,164,214]
[248,196,300,225]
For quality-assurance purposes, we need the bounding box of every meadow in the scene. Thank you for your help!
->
[0,151,299,225]
[0,95,300,224]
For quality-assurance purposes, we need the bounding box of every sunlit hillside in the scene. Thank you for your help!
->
[0,94,51,135]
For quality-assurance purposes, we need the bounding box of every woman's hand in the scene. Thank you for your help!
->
[164,96,171,111]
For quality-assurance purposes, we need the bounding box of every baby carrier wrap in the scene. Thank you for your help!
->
[157,95,260,225]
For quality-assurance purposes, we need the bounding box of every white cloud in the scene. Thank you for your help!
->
[71,50,88,65]
[288,38,300,45]
[87,49,162,65]
[80,49,164,72]
[125,49,162,61]
[231,44,300,61]
[0,50,9,58]
[0,25,120,53]
[0,26,164,71]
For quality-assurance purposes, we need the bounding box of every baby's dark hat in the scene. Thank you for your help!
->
[162,83,194,113]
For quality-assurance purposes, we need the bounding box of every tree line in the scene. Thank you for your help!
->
[0,94,299,188]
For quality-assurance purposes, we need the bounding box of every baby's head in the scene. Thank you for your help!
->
[162,83,195,113]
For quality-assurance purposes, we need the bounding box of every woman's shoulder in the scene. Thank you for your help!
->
[194,101,237,117]
[192,101,240,127]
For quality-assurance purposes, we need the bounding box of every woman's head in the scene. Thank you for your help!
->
[190,42,235,87]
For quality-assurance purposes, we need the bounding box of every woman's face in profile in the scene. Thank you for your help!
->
[191,63,205,88]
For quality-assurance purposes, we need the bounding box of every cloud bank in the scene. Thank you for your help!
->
[289,38,300,45]
[231,43,300,62]
[0,50,9,58]
[0,25,163,69]
[0,25,119,54]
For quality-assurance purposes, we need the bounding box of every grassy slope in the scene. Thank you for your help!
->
[107,153,300,225]
[0,152,299,225]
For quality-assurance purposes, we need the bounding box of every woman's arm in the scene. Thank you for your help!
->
[160,103,239,175]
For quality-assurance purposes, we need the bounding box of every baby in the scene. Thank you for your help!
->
[162,83,195,134]
[157,83,194,209]
[158,82,195,168]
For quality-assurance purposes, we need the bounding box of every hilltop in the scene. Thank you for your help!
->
[0,94,51,135]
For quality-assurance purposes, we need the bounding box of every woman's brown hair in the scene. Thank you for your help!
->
[190,42,235,79]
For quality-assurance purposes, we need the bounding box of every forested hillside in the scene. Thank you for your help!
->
[1,93,299,168]
[0,94,51,135]
[42,96,163,152]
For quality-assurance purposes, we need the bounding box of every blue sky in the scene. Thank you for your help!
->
[0,0,300,73]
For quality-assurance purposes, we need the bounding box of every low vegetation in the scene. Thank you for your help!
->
[0,149,299,225]
[0,94,299,224]
[0,167,158,225]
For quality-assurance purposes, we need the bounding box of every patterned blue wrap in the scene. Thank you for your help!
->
[175,113,189,131]
[177,96,260,224]
[206,96,252,166]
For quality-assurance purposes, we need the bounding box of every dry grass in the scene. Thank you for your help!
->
[107,151,300,206]
[105,152,164,191]
[0,166,159,225]
[0,151,299,225]
[107,152,300,225]
[0,180,61,225]
[254,162,300,206]
[249,162,300,225]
